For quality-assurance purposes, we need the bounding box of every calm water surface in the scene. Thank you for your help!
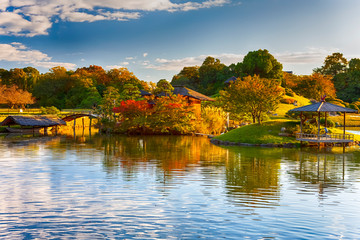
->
[1,131,360,239]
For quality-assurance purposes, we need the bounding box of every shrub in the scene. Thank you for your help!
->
[349,103,360,111]
[195,106,227,135]
[320,118,335,128]
[302,122,318,134]
[40,106,60,115]
[280,98,296,104]
[285,88,295,97]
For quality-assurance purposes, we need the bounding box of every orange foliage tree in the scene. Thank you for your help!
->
[112,95,195,134]
[284,73,336,100]
[149,95,194,134]
[0,85,35,108]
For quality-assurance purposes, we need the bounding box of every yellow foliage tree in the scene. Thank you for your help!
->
[220,75,283,123]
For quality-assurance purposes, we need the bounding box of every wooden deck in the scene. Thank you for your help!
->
[296,133,354,143]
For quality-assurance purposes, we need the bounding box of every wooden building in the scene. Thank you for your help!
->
[140,86,214,116]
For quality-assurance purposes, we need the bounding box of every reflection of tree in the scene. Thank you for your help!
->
[96,135,229,182]
[224,147,282,207]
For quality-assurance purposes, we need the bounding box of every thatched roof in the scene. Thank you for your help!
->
[172,86,215,101]
[224,76,237,84]
[0,115,67,127]
[289,101,358,113]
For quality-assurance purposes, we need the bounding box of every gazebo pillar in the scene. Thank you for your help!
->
[343,112,346,139]
[317,112,321,142]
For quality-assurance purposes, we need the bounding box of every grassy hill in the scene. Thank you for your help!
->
[273,93,312,118]
[214,119,360,145]
[214,120,300,144]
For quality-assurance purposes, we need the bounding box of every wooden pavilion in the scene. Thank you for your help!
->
[289,100,358,144]
[141,86,214,116]
[1,115,66,134]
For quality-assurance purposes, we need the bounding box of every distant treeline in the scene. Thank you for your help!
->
[1,50,360,110]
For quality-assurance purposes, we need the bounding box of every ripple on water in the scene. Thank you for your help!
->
[1,135,360,239]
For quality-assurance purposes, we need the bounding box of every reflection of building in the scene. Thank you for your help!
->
[288,151,351,198]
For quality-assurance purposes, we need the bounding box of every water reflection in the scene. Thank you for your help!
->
[1,132,360,239]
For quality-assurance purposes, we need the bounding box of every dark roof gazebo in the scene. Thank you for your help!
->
[289,100,358,144]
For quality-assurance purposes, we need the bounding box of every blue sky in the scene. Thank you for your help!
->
[1,0,360,83]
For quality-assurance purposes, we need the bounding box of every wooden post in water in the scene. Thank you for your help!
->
[300,112,303,145]
[89,117,92,137]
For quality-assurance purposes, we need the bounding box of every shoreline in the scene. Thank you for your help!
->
[210,138,299,148]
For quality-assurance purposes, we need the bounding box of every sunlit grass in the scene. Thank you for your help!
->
[274,94,312,118]
[215,120,300,144]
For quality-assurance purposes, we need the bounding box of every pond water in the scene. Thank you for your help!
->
[1,131,360,239]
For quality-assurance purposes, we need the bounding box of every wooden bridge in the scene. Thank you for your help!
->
[295,133,354,143]
[61,113,98,122]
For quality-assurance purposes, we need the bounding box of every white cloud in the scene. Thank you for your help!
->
[143,52,148,57]
[0,0,9,11]
[105,65,124,69]
[147,53,244,71]
[274,48,337,64]
[145,49,336,72]
[0,0,229,37]
[0,42,76,69]
[0,12,51,36]
[33,61,77,70]
[122,61,129,65]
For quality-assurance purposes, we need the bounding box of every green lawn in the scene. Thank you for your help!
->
[273,94,312,118]
[215,120,300,144]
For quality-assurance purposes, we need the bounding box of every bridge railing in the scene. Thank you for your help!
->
[295,133,354,141]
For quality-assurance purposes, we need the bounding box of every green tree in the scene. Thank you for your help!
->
[333,71,360,102]
[198,56,226,95]
[120,83,141,100]
[171,66,200,90]
[23,67,40,92]
[220,75,283,123]
[99,86,121,119]
[79,87,102,108]
[242,49,283,80]
[314,52,348,76]
[9,68,27,90]
[154,79,174,96]
[349,58,360,72]
[32,66,72,109]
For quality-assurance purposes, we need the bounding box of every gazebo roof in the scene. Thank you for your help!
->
[0,115,66,127]
[289,101,357,113]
